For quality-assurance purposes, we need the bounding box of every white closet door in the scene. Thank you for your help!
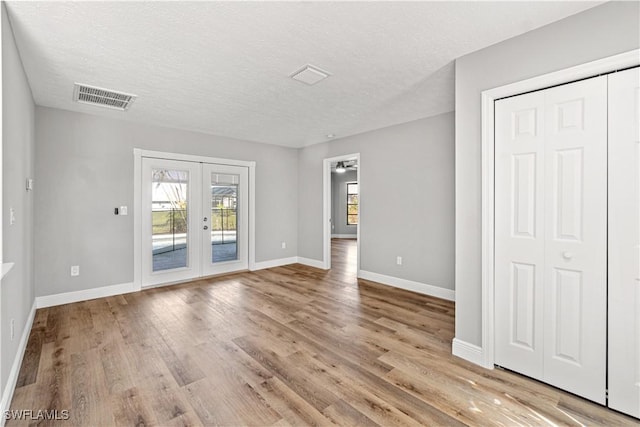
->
[495,76,607,404]
[495,90,546,378]
[542,76,607,404]
[608,67,640,418]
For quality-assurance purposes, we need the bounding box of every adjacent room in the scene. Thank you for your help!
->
[1,1,638,425]
[330,157,359,276]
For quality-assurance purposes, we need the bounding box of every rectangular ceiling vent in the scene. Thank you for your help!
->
[73,83,137,111]
[290,64,331,86]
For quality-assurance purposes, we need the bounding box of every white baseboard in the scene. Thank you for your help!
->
[295,257,326,269]
[331,234,356,239]
[1,300,37,424]
[35,257,320,308]
[251,257,298,271]
[36,282,137,309]
[358,270,455,301]
[452,338,488,367]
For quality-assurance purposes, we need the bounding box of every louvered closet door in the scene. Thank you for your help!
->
[495,90,546,379]
[608,67,640,418]
[495,76,607,404]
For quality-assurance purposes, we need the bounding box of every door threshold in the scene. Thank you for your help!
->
[141,269,249,290]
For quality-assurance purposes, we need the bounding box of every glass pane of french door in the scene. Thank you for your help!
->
[152,168,190,271]
[210,173,239,263]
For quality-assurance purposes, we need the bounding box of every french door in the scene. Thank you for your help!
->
[201,163,248,277]
[141,157,248,287]
[494,76,607,404]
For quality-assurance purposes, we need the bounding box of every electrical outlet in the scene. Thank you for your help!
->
[396,256,403,266]
[71,265,80,276]
[281,241,286,249]
[10,319,15,341]
[9,208,16,225]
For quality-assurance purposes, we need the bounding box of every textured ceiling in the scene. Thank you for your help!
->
[5,1,601,148]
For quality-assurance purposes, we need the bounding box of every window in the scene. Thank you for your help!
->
[347,182,358,225]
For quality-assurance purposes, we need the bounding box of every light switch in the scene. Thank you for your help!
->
[120,206,128,216]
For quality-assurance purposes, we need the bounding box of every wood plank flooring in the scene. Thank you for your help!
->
[9,239,638,426]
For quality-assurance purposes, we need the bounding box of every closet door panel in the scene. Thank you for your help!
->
[608,67,640,418]
[495,74,611,406]
[542,76,607,404]
[495,91,545,378]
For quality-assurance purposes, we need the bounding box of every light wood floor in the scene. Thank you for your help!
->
[9,239,637,426]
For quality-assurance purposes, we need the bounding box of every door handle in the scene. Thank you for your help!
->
[562,251,574,260]
[203,225,209,230]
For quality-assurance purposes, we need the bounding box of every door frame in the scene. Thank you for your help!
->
[322,153,361,275]
[133,149,256,291]
[475,49,640,370]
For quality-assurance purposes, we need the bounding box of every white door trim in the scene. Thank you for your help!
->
[476,49,640,370]
[133,148,256,291]
[323,153,361,276]
[0,6,4,398]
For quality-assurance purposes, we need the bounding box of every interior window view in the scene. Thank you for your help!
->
[1,2,638,426]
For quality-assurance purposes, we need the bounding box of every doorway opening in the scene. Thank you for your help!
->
[323,153,360,276]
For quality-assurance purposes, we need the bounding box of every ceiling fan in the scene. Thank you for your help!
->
[335,160,358,173]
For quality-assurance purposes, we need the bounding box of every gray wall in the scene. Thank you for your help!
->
[2,4,35,392]
[35,107,298,297]
[331,169,357,236]
[455,1,640,346]
[298,112,454,290]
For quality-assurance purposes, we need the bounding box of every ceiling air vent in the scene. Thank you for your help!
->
[290,65,331,86]
[73,83,137,111]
